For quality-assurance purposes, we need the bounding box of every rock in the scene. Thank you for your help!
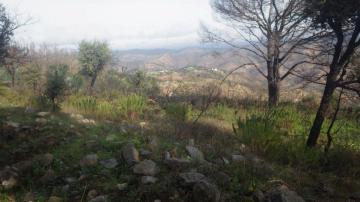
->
[185,146,205,162]
[6,121,20,128]
[232,154,246,163]
[47,196,62,202]
[12,160,33,173]
[88,195,107,202]
[350,192,360,200]
[87,189,98,201]
[154,200,161,202]
[122,142,140,165]
[214,172,231,186]
[61,184,70,194]
[117,183,128,191]
[193,181,220,202]
[253,190,265,202]
[23,192,35,202]
[222,157,230,165]
[149,136,159,151]
[189,139,195,146]
[38,153,54,166]
[37,112,51,117]
[64,177,77,184]
[1,176,17,190]
[264,185,305,202]
[80,154,98,167]
[25,106,35,114]
[140,149,152,157]
[133,160,159,176]
[35,118,47,124]
[141,176,158,184]
[40,169,56,184]
[100,158,118,169]
[70,113,84,120]
[179,172,206,184]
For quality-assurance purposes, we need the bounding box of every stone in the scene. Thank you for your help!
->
[1,176,17,190]
[38,153,54,166]
[6,121,20,128]
[35,118,47,124]
[149,136,159,151]
[40,169,56,184]
[188,139,195,146]
[264,185,305,202]
[88,195,107,202]
[47,196,62,202]
[141,176,158,184]
[179,172,206,184]
[64,177,77,184]
[232,154,246,163]
[24,106,35,114]
[23,192,35,202]
[253,190,265,202]
[122,143,140,165]
[87,189,98,201]
[80,154,98,167]
[185,146,205,162]
[350,192,360,200]
[133,160,159,176]
[140,149,152,157]
[117,183,128,191]
[214,172,231,186]
[100,158,118,169]
[193,181,220,202]
[37,112,50,117]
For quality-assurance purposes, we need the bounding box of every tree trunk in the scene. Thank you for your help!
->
[268,79,280,107]
[88,73,98,94]
[11,73,15,88]
[306,73,338,147]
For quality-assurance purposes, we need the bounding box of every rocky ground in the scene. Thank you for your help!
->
[0,108,358,202]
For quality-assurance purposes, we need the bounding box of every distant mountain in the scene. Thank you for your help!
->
[113,47,249,72]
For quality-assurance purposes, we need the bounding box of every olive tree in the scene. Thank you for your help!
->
[78,40,111,92]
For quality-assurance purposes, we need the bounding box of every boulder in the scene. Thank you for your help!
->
[37,112,51,117]
[88,195,107,202]
[141,176,158,184]
[264,185,305,202]
[232,154,246,163]
[185,146,205,162]
[253,190,265,202]
[140,149,152,157]
[23,192,35,202]
[122,143,140,165]
[100,158,118,169]
[193,181,221,202]
[47,196,62,202]
[87,189,98,201]
[133,160,159,176]
[179,172,206,184]
[164,152,191,169]
[80,154,98,167]
[117,183,128,191]
[35,118,47,124]
[40,169,56,184]
[1,176,17,190]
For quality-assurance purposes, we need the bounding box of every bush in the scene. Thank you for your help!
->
[45,64,69,111]
[165,103,193,122]
[116,94,147,119]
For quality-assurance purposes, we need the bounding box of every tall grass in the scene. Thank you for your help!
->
[64,94,147,120]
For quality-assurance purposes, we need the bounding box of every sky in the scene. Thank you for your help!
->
[2,0,216,50]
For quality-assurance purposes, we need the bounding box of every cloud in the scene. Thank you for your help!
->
[2,0,215,49]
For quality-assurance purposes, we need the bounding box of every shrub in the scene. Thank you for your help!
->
[44,64,69,111]
[165,103,193,122]
[116,94,147,119]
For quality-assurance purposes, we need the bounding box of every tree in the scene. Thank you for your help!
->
[78,40,111,92]
[0,4,19,64]
[3,43,28,87]
[45,64,69,111]
[305,0,360,147]
[205,0,317,107]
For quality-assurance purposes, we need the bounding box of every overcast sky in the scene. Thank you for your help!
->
[2,0,216,50]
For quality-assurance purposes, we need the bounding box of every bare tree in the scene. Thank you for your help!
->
[204,0,318,107]
[3,43,28,87]
[305,0,360,147]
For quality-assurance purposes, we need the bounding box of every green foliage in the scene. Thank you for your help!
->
[66,73,83,93]
[207,103,236,122]
[165,103,193,122]
[116,94,147,119]
[45,64,69,111]
[78,40,111,88]
[65,93,147,120]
